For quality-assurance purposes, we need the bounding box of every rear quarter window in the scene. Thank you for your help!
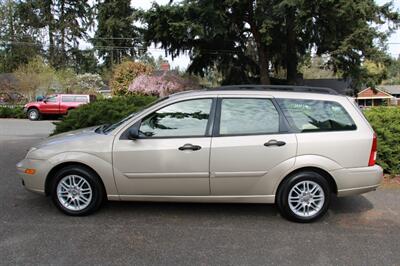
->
[75,96,88,103]
[276,99,356,132]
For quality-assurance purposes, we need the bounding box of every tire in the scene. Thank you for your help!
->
[276,171,331,223]
[50,165,105,216]
[27,108,40,121]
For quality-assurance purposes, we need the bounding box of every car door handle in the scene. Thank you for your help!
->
[264,140,286,147]
[178,144,202,151]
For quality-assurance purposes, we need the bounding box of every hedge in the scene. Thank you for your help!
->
[52,95,157,135]
[364,107,400,175]
[0,106,25,119]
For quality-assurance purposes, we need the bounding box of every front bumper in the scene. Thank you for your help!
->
[16,158,52,195]
[332,165,383,197]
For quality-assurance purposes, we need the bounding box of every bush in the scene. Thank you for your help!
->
[0,106,25,118]
[52,95,157,135]
[364,107,400,175]
[110,61,153,95]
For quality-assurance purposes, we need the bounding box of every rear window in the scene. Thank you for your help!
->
[276,99,356,132]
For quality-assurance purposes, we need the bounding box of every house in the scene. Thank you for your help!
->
[379,85,400,105]
[356,87,394,106]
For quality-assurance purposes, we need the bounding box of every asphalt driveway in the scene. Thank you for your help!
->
[0,119,399,265]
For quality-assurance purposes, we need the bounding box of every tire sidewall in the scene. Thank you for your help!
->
[50,166,104,216]
[277,171,331,223]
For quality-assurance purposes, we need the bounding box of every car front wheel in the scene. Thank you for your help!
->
[51,166,105,216]
[277,171,331,223]
[27,108,40,121]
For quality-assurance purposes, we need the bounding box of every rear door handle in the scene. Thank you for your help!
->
[264,140,286,147]
[178,143,202,151]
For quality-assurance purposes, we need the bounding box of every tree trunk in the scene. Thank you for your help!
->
[258,44,270,85]
[247,0,270,85]
[286,7,298,84]
[60,0,66,65]
[44,0,55,65]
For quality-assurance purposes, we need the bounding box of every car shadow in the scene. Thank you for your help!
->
[329,194,374,214]
[14,192,377,225]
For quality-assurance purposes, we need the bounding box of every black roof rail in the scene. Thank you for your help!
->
[210,85,339,95]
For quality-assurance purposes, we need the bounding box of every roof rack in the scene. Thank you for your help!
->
[210,85,338,95]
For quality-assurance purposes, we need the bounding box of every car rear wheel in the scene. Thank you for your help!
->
[50,166,105,216]
[27,108,40,121]
[277,171,331,223]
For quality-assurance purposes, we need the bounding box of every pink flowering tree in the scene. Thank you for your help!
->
[128,73,199,97]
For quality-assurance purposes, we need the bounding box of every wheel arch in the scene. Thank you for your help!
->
[276,166,338,197]
[27,106,39,111]
[45,161,107,197]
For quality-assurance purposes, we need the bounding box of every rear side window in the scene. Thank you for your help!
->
[276,99,356,132]
[62,96,74,102]
[219,98,279,135]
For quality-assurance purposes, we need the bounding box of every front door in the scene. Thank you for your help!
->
[113,98,215,196]
[41,95,59,114]
[210,97,297,195]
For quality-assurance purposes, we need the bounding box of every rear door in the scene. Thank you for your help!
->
[210,96,297,195]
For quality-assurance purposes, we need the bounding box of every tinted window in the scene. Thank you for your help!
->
[140,99,212,137]
[75,96,88,102]
[276,99,356,132]
[219,98,279,135]
[62,96,74,102]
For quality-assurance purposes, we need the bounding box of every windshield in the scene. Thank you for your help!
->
[101,96,169,134]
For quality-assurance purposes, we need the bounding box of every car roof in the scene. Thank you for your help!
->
[169,85,347,101]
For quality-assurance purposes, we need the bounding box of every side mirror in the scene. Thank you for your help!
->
[128,127,140,140]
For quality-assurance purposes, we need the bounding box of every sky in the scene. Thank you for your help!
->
[130,0,400,70]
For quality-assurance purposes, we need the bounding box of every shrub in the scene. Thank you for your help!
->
[128,73,200,97]
[110,61,153,95]
[0,106,25,118]
[52,95,157,135]
[364,107,400,175]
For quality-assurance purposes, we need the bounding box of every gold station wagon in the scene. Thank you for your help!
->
[17,85,382,222]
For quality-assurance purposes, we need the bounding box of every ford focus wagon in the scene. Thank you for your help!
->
[17,85,382,222]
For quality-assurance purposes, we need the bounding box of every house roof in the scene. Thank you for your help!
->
[379,85,400,95]
[357,87,393,99]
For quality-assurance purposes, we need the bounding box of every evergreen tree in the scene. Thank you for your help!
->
[142,0,399,87]
[93,0,141,68]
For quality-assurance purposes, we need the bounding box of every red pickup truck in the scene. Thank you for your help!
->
[24,94,95,120]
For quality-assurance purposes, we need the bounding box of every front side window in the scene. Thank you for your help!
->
[139,99,212,137]
[45,95,58,102]
[276,99,356,132]
[219,98,280,135]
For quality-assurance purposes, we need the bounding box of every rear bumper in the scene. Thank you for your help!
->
[332,165,383,197]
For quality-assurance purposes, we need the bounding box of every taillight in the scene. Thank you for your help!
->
[368,133,377,166]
